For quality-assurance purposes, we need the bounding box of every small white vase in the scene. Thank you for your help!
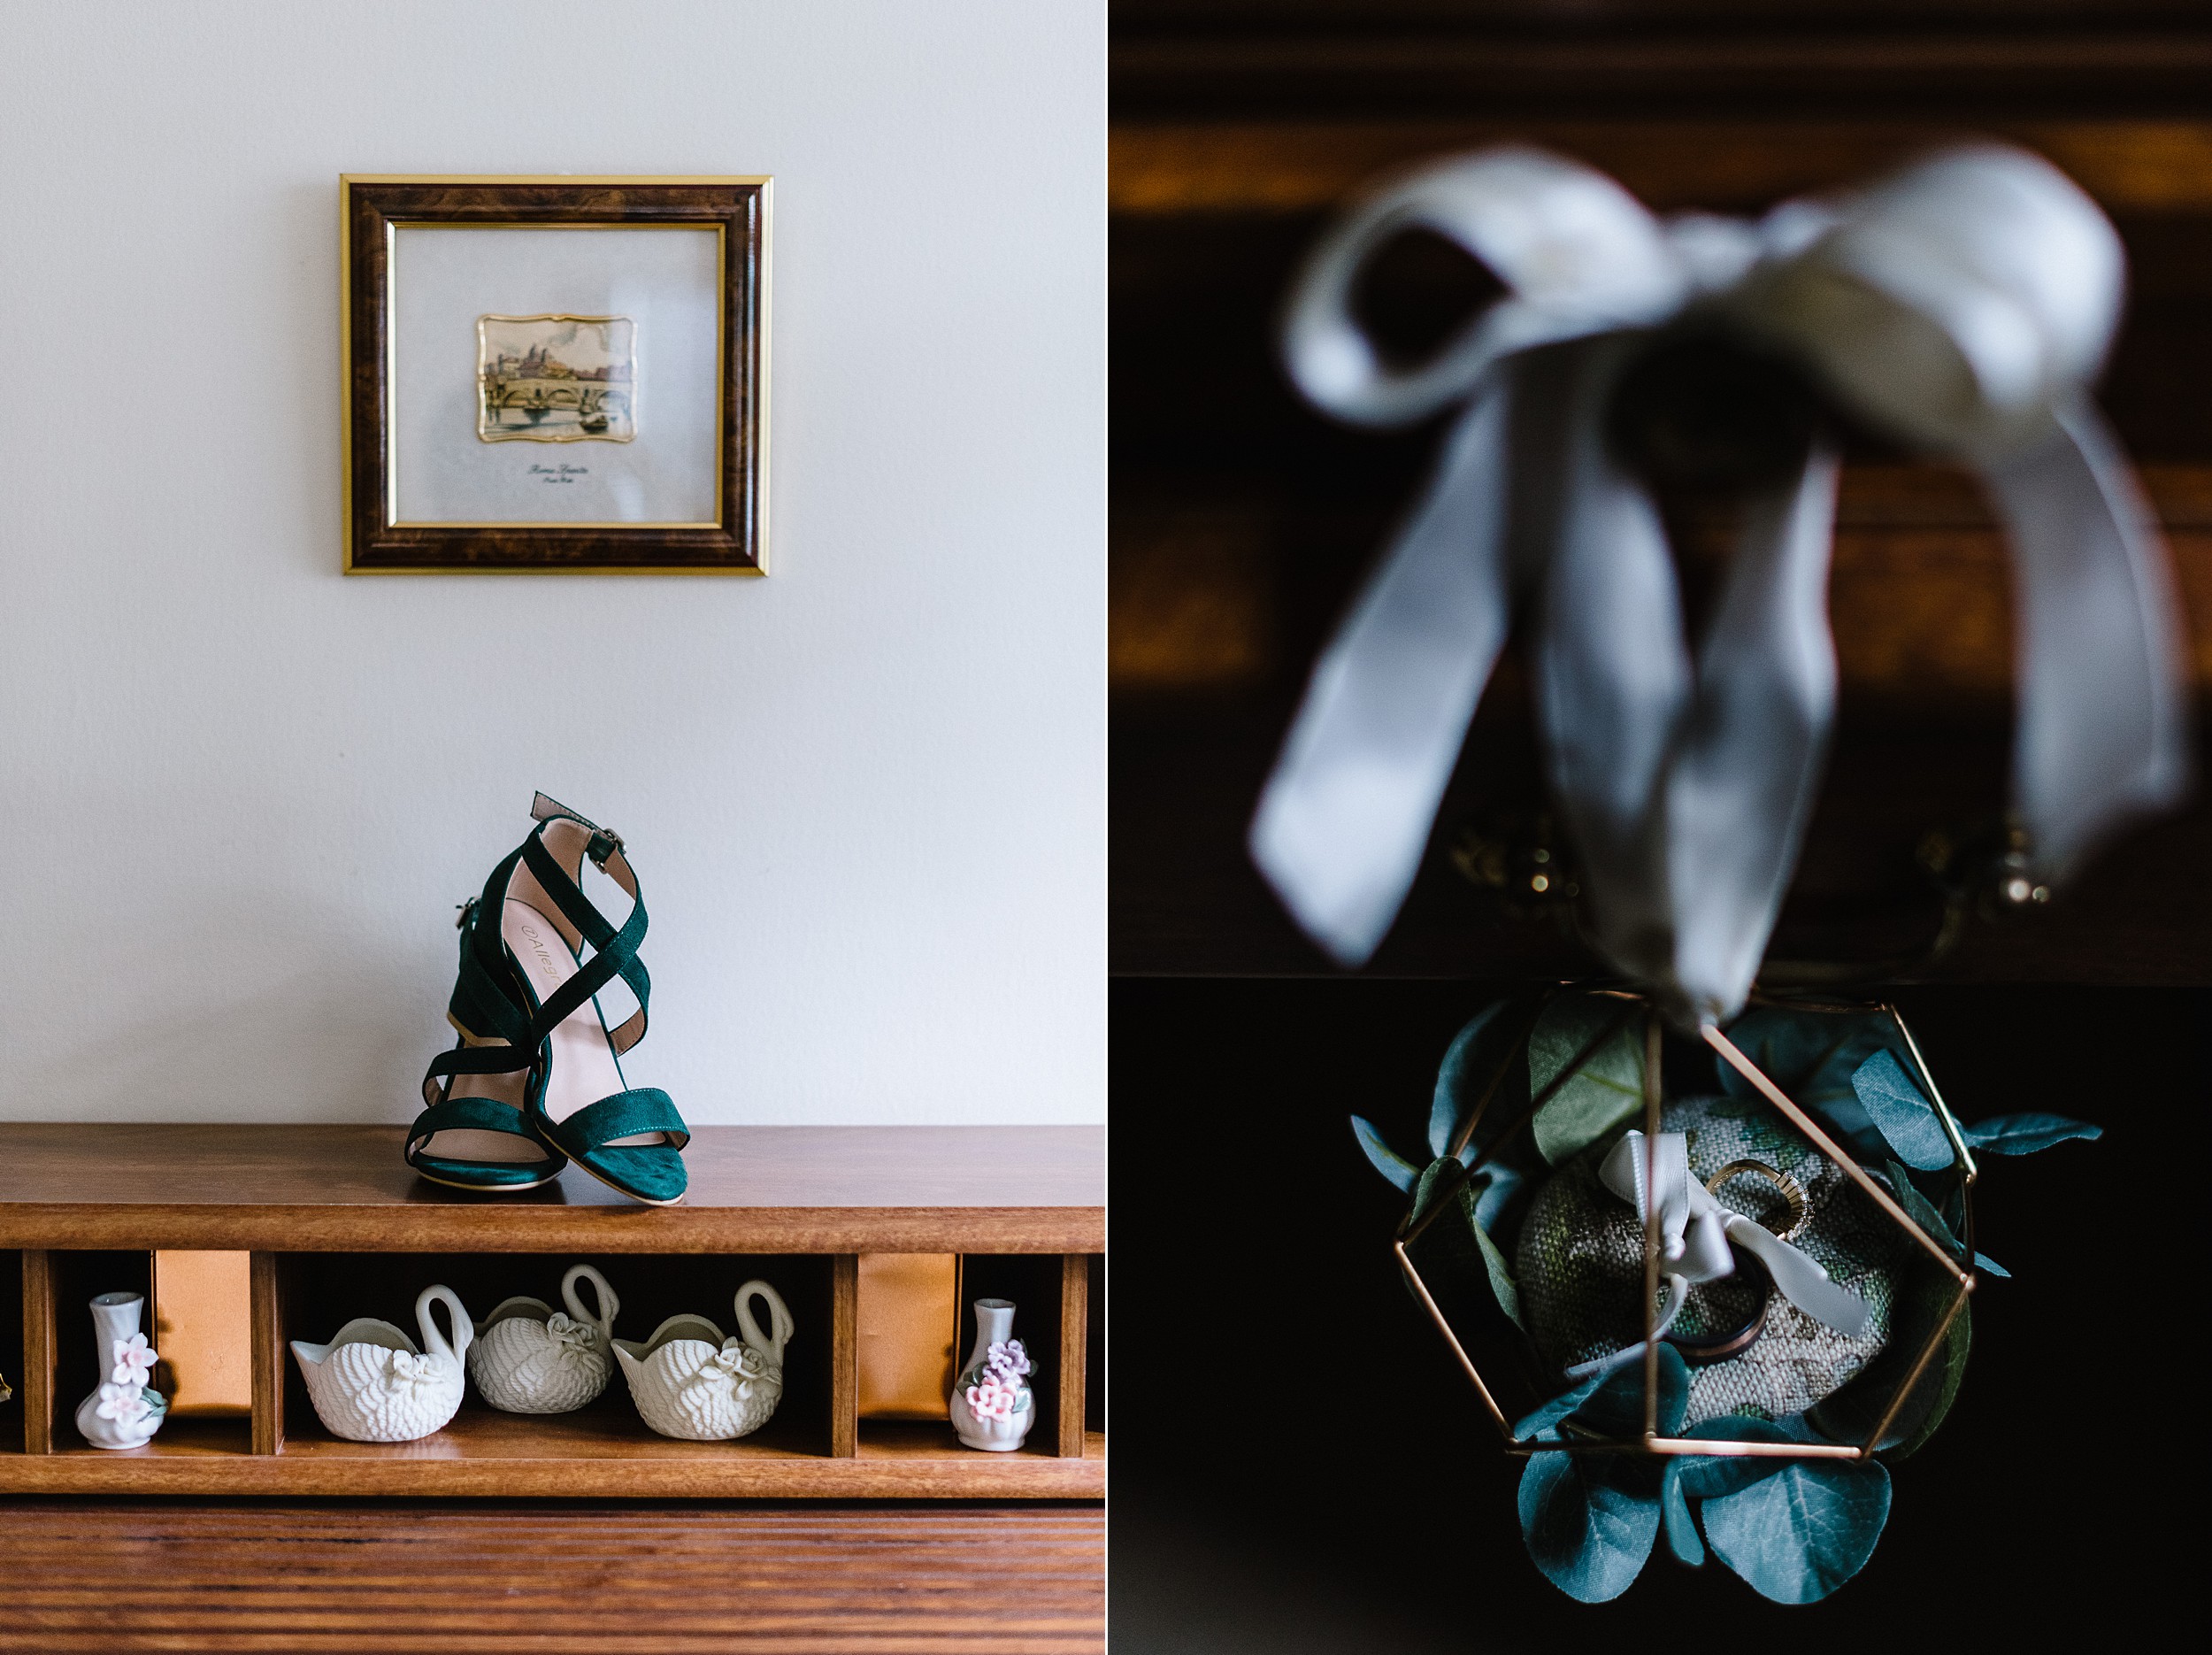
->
[73,1292,167,1450]
[949,1298,1038,1452]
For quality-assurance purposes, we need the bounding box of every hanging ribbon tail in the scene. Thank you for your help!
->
[1980,402,2193,882]
[1563,1274,1690,1382]
[1249,371,1521,964]
[1533,339,1691,990]
[1723,1216,1872,1339]
[1663,448,1841,1023]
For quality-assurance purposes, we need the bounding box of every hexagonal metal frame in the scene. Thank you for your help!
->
[1392,989,1976,1463]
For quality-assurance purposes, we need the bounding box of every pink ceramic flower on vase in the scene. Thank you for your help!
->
[110,1332,157,1386]
[949,1300,1038,1451]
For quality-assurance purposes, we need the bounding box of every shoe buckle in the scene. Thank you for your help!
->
[587,828,625,866]
[454,897,480,931]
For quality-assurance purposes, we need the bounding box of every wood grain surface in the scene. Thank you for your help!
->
[1057,1254,1090,1459]
[19,1251,52,1454]
[1112,119,2212,217]
[0,1421,1106,1499]
[0,1125,1103,1253]
[0,1500,1104,1652]
[832,1252,860,1458]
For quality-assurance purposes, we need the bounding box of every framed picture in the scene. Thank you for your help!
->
[341,175,770,574]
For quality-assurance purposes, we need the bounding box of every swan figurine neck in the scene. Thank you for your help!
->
[468,1265,621,1415]
[291,1285,472,1443]
[615,1280,795,1442]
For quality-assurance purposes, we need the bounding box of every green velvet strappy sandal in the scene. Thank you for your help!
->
[405,795,690,1204]
[406,898,568,1193]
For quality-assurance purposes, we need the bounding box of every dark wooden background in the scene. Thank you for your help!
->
[1110,0,2212,983]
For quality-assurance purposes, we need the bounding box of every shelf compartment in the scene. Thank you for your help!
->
[957,1252,1092,1458]
[856,1417,1104,1464]
[0,1251,19,1453]
[273,1251,840,1459]
[52,1414,250,1459]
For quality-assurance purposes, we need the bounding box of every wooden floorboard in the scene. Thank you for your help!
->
[0,1500,1104,1652]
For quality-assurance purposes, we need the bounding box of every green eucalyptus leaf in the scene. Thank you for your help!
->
[1806,1260,1972,1459]
[1428,998,1533,1159]
[1471,1158,1525,1235]
[1512,1373,1608,1442]
[1851,1049,1954,1171]
[1517,1443,1663,1603]
[1717,1008,1894,1111]
[1350,1115,1417,1193]
[1529,997,1644,1165]
[1700,1453,1892,1604]
[1883,1160,1964,1260]
[1467,1198,1525,1328]
[1409,1157,1524,1331]
[1672,1415,1796,1501]
[1973,1251,2010,1279]
[1961,1112,2102,1155]
[1577,1343,1691,1440]
[1660,1459,1705,1566]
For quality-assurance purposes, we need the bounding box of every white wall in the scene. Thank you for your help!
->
[0,2,1103,1125]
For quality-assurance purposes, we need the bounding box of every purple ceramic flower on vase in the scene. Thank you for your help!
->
[949,1300,1039,1451]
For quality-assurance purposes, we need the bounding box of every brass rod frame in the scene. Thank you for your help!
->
[1400,999,1640,1250]
[1444,994,1555,1162]
[1393,1237,1512,1436]
[1702,1025,1970,1285]
[1859,1277,1971,1454]
[1887,1003,1980,1268]
[1640,1011,1663,1443]
[1393,992,1979,1465]
[1505,1436,1865,1460]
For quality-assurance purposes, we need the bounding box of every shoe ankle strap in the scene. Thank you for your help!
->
[532,792,628,872]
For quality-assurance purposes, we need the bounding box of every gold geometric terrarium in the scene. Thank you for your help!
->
[1339,985,2085,1602]
[1390,990,1977,1466]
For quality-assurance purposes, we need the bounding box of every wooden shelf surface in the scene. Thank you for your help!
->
[0,1124,1103,1252]
[0,1408,1103,1498]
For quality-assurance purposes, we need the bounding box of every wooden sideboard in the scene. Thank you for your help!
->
[0,1124,1103,1497]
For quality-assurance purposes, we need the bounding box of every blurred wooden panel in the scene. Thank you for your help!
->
[1111,503,1274,690]
[1112,471,2212,697]
[1113,119,2212,216]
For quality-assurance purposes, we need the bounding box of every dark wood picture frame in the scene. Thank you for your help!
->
[341,175,770,574]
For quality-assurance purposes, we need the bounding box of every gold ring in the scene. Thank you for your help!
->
[1706,1159,1808,1242]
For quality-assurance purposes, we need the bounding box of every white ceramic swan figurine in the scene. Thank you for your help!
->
[291,1285,472,1443]
[468,1265,620,1414]
[614,1280,794,1442]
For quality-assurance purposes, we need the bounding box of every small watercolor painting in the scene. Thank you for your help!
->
[476,314,637,443]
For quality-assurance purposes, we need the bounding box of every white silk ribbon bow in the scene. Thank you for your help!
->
[1566,1130,1870,1379]
[1252,144,2190,1020]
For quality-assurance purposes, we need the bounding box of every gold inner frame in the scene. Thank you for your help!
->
[384,220,725,530]
[1394,991,1978,1464]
